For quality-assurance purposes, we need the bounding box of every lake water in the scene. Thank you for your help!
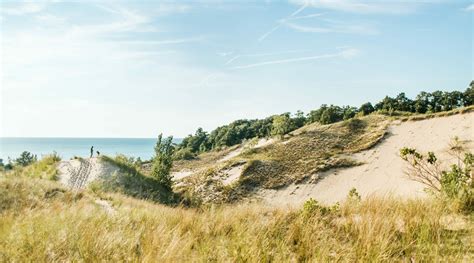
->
[0,137,182,161]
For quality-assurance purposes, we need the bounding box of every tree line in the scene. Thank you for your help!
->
[174,83,474,160]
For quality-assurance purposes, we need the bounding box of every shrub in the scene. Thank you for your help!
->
[271,114,294,137]
[14,151,37,167]
[302,198,339,217]
[151,134,174,191]
[347,187,361,201]
[400,138,473,212]
[173,148,196,160]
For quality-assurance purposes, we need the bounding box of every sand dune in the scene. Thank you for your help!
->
[257,113,474,206]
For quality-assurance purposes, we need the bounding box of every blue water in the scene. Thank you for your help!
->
[0,137,182,161]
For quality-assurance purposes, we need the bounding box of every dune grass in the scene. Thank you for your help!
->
[5,153,61,180]
[0,176,472,262]
[176,115,390,203]
[398,105,474,122]
[94,155,177,204]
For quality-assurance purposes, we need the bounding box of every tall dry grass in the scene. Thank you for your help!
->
[0,177,472,262]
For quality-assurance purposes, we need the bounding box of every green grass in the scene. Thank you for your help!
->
[96,155,177,204]
[0,176,472,262]
[4,153,61,181]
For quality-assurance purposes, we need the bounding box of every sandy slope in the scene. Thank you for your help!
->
[58,157,120,189]
[257,113,474,206]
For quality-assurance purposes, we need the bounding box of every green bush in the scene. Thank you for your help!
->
[151,134,174,191]
[14,151,37,167]
[400,141,473,212]
[347,188,361,201]
[173,148,196,160]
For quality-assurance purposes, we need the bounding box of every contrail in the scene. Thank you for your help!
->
[231,48,358,69]
[258,3,307,42]
[224,49,310,65]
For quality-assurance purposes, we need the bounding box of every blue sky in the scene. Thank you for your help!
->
[0,0,472,138]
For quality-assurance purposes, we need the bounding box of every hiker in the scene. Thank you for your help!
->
[96,151,100,157]
[90,146,94,158]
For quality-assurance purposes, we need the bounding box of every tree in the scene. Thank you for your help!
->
[307,104,328,124]
[395,92,414,112]
[463,83,474,106]
[15,151,37,167]
[151,134,174,190]
[292,110,306,128]
[414,91,429,113]
[342,106,357,120]
[271,114,293,137]
[429,91,444,112]
[320,105,343,124]
[358,102,374,115]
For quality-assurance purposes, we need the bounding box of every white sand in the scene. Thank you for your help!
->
[257,113,474,207]
[222,165,244,186]
[58,157,120,189]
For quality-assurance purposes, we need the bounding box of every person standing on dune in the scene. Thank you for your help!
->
[90,146,94,158]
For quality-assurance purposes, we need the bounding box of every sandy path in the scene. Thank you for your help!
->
[257,113,474,206]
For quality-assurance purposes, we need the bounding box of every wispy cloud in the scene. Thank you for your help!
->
[289,0,421,14]
[283,13,324,21]
[118,37,204,46]
[258,3,308,42]
[224,49,310,65]
[232,48,359,69]
[464,4,474,11]
[284,19,378,35]
[0,2,48,16]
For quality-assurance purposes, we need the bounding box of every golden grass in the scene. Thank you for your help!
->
[6,154,60,180]
[0,177,472,262]
[175,115,390,204]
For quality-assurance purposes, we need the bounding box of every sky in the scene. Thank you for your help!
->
[0,0,472,138]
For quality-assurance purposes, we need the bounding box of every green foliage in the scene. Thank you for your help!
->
[177,82,472,156]
[7,153,61,180]
[358,102,375,115]
[271,113,293,137]
[347,188,361,201]
[101,154,140,173]
[151,134,174,190]
[302,198,339,217]
[376,85,472,115]
[14,151,37,167]
[400,144,473,212]
[100,154,176,203]
[173,148,196,160]
[176,112,307,155]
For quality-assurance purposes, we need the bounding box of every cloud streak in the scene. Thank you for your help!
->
[289,0,421,14]
[224,49,310,65]
[258,3,308,42]
[232,48,359,69]
[284,19,377,34]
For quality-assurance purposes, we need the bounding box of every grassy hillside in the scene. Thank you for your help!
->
[173,107,474,204]
[0,176,472,262]
[1,108,473,261]
[175,114,390,203]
